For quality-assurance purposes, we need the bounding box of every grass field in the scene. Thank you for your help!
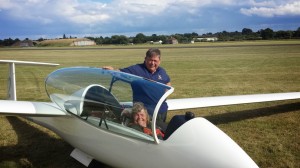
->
[0,40,300,168]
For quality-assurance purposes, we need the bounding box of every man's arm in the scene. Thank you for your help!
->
[102,66,120,71]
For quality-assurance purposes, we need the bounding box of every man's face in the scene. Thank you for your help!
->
[145,55,160,73]
[133,109,147,128]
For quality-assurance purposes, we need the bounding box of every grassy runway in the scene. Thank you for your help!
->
[0,40,300,167]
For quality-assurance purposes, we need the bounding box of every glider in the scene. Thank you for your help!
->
[1,60,299,168]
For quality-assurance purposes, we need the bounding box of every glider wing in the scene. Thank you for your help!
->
[167,92,300,110]
[0,100,67,116]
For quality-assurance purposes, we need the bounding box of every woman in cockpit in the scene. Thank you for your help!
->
[128,102,164,139]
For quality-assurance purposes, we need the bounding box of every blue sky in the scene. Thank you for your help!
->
[0,0,299,40]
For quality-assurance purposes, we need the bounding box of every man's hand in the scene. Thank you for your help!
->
[102,66,114,70]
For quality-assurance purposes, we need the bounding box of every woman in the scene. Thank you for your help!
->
[128,102,164,139]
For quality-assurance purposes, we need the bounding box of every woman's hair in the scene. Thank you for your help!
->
[131,102,150,124]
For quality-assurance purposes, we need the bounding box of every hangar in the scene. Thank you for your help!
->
[71,38,96,46]
[12,40,35,47]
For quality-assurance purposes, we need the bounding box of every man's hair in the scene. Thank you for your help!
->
[146,48,161,58]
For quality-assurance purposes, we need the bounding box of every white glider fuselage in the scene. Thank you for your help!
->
[15,66,260,168]
[28,110,258,168]
[2,61,300,168]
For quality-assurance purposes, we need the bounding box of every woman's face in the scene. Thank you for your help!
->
[133,109,147,128]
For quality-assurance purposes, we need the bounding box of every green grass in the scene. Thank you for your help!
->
[0,40,300,167]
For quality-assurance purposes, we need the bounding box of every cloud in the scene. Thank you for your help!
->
[0,0,111,25]
[1,0,299,39]
[2,0,299,25]
[56,1,110,24]
[240,1,300,17]
[0,0,241,25]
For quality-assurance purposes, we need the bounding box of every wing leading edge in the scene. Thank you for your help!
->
[167,92,300,111]
[0,100,67,116]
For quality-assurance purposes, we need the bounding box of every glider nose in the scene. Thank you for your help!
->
[196,118,259,168]
[166,117,259,168]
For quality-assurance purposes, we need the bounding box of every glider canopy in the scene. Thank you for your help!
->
[45,67,173,143]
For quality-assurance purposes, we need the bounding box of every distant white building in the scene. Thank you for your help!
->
[196,37,218,42]
[150,40,163,44]
[72,38,96,46]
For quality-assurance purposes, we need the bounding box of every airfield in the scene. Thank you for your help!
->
[0,40,300,168]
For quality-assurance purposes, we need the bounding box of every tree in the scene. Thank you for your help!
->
[3,28,300,45]
[103,37,112,44]
[149,34,159,42]
[3,38,15,46]
[94,36,104,45]
[133,33,147,44]
[111,35,129,44]
[216,31,231,41]
[202,32,213,37]
[275,30,292,39]
[37,37,44,42]
[157,35,167,44]
[260,28,274,40]
[293,27,300,38]
[191,32,198,37]
[242,28,253,35]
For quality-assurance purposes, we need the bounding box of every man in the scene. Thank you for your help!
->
[104,48,170,86]
[103,48,171,122]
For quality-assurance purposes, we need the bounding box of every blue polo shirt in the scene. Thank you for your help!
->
[120,63,170,84]
[120,63,170,116]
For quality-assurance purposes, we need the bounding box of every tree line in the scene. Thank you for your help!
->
[1,27,300,46]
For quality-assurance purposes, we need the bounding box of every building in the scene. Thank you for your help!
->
[167,37,178,44]
[196,37,218,42]
[12,40,35,47]
[150,40,163,44]
[71,38,96,46]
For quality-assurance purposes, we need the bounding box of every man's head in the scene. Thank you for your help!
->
[132,102,149,128]
[144,48,161,73]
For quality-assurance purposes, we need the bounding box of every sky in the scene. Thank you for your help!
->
[0,0,300,40]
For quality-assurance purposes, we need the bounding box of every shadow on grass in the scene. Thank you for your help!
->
[205,102,300,125]
[1,116,111,168]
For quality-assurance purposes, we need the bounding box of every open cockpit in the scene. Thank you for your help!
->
[45,67,176,142]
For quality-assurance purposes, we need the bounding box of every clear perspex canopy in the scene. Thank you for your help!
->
[45,67,173,143]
